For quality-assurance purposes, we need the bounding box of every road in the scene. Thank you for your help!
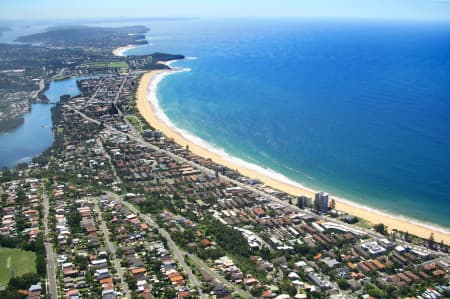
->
[113,76,142,134]
[186,253,254,299]
[96,137,122,185]
[42,190,58,299]
[32,79,46,100]
[92,198,131,299]
[54,67,66,78]
[67,85,446,260]
[156,225,206,299]
[86,84,101,106]
[68,101,449,257]
[111,194,254,299]
[67,99,449,295]
[113,76,128,112]
[69,105,381,238]
[111,196,208,299]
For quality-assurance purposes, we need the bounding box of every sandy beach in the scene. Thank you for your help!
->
[112,45,138,56]
[136,69,450,245]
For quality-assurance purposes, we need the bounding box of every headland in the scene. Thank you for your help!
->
[112,45,139,56]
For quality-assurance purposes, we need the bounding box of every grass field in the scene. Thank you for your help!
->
[0,247,37,285]
[77,61,128,69]
[126,115,143,132]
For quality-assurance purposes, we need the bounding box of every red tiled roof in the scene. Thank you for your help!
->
[131,267,146,275]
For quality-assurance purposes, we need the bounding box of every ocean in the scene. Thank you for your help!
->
[125,18,450,229]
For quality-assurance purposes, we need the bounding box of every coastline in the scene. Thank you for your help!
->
[112,45,138,57]
[136,66,450,245]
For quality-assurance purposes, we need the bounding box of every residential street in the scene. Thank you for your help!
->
[92,198,131,299]
[113,195,208,299]
[42,191,58,299]
[117,195,254,299]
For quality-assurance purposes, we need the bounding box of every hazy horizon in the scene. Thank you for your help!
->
[2,0,450,22]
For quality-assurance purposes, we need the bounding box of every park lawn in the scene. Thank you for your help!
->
[77,61,128,69]
[126,115,142,132]
[0,247,37,285]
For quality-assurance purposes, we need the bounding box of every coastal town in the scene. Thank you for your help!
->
[0,25,151,132]
[1,24,450,299]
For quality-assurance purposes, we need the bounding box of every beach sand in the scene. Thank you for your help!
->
[136,69,450,245]
[112,45,138,57]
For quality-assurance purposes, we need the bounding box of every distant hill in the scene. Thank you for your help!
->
[16,25,148,49]
[0,26,11,36]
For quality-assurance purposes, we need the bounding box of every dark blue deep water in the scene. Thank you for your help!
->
[126,19,450,228]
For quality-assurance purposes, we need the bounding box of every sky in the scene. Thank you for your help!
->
[1,0,450,21]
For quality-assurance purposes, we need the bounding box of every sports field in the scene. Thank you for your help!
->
[77,61,128,69]
[0,247,36,285]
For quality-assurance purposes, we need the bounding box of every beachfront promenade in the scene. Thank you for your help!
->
[135,68,450,246]
[67,85,449,252]
[51,68,449,298]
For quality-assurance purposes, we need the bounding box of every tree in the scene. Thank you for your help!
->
[1,166,12,178]
[125,272,136,289]
[74,255,89,270]
[330,199,336,210]
[251,286,264,297]
[204,217,251,257]
[364,283,384,298]
[163,288,177,299]
[8,272,40,290]
[337,279,350,290]
[404,231,410,242]
[374,223,388,235]
[428,232,434,247]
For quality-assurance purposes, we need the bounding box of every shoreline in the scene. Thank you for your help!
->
[112,45,139,57]
[136,66,450,245]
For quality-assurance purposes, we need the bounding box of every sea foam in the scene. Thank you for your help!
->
[146,59,450,237]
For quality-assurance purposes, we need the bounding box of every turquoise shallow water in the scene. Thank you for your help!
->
[126,18,450,229]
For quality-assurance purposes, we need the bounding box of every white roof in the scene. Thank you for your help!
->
[295,261,307,267]
[96,268,109,274]
[395,245,406,252]
[91,259,107,265]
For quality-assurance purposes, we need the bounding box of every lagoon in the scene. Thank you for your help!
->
[0,77,89,168]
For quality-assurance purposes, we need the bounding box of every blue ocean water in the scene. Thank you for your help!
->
[126,18,450,229]
[0,77,88,168]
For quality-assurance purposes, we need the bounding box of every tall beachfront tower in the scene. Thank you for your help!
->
[314,191,329,213]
